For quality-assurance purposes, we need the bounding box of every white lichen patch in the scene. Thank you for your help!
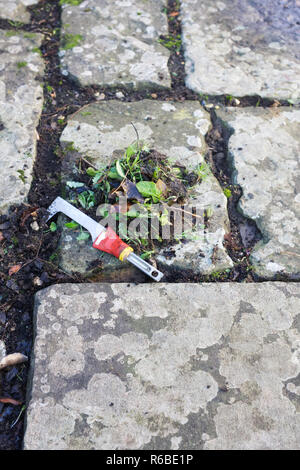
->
[48,328,85,379]
[59,0,170,88]
[24,398,77,450]
[94,332,150,361]
[57,291,107,324]
[0,30,44,213]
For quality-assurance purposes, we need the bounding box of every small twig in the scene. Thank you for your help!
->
[131,122,140,149]
[160,202,203,220]
[281,251,300,258]
[110,169,129,196]
[71,103,93,118]
[37,258,78,280]
[10,405,26,429]
[80,156,98,170]
[18,235,44,272]
[42,105,75,116]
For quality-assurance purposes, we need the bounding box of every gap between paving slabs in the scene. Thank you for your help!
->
[0,0,298,450]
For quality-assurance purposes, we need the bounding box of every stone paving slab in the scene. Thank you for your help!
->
[0,0,38,23]
[217,107,300,279]
[59,100,233,277]
[60,0,171,89]
[24,282,300,450]
[181,0,300,101]
[0,30,44,213]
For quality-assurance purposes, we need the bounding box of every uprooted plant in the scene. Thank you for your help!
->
[62,135,207,259]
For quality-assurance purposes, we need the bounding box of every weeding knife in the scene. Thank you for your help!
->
[46,197,164,281]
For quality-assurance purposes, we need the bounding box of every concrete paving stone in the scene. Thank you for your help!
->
[59,0,171,89]
[0,0,38,23]
[59,100,233,277]
[181,0,300,101]
[0,30,44,213]
[216,107,300,279]
[24,282,300,450]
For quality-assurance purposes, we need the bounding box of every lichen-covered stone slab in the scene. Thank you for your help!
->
[181,0,300,101]
[0,0,38,23]
[217,107,300,279]
[60,0,170,89]
[59,100,233,276]
[24,282,300,450]
[0,30,44,213]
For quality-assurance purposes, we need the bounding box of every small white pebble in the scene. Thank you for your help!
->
[30,221,39,231]
[116,91,125,99]
[0,353,28,370]
[33,277,43,287]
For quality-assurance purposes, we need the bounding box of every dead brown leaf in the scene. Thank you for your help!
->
[156,179,168,197]
[0,397,22,406]
[8,265,22,276]
[20,206,38,227]
[121,179,145,203]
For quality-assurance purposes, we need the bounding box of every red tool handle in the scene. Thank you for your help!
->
[92,227,133,261]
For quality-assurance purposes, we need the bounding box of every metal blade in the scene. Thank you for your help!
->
[127,253,164,282]
[46,197,105,241]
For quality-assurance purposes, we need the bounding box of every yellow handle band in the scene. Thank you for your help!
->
[119,246,133,261]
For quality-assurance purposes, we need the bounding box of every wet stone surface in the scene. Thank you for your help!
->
[0,0,38,23]
[59,100,233,277]
[181,0,300,101]
[59,0,171,89]
[24,282,300,450]
[217,107,300,280]
[0,30,44,213]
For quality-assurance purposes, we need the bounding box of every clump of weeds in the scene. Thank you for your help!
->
[61,130,204,259]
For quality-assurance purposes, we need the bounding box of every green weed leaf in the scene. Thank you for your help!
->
[136,181,162,202]
[65,221,79,229]
[116,160,126,178]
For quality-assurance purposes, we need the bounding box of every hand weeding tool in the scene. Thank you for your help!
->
[46,197,164,281]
